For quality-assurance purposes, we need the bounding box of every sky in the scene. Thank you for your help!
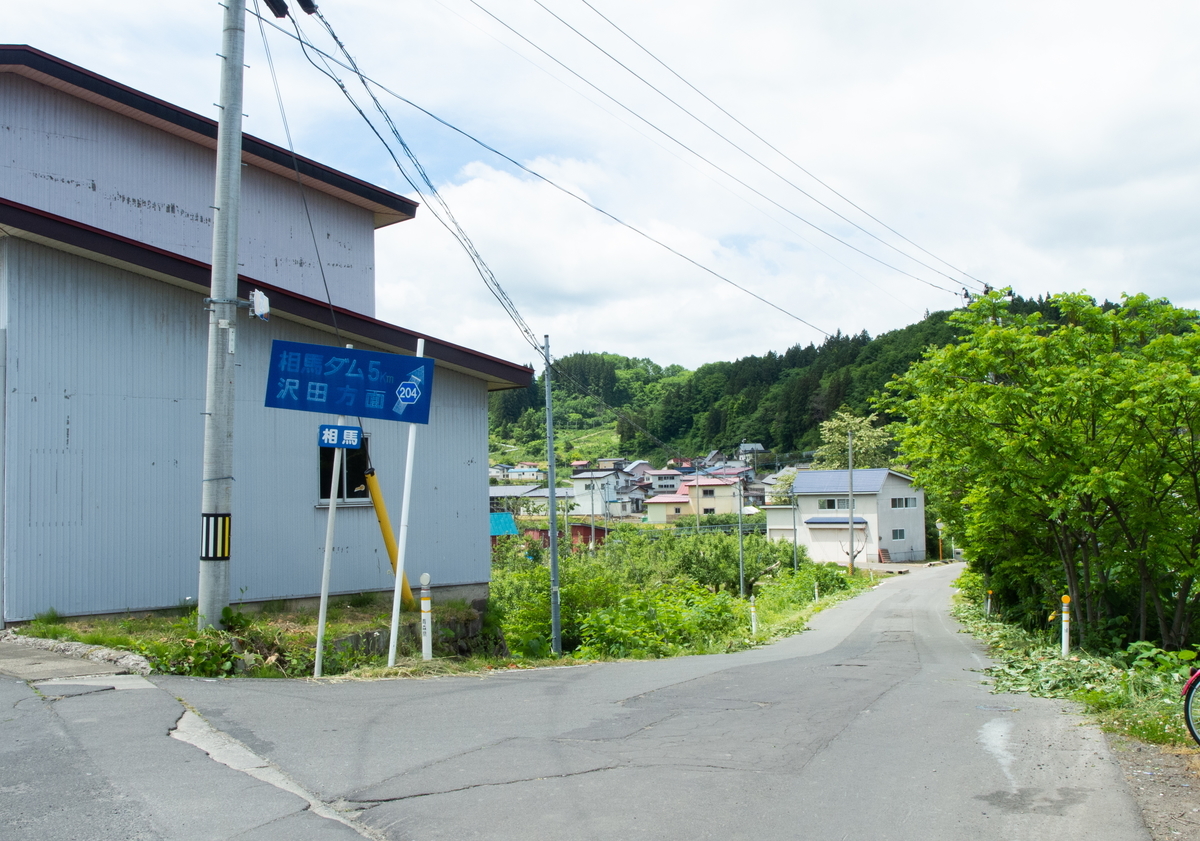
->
[7,1,1200,370]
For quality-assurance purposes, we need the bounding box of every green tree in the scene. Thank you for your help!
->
[810,408,893,469]
[882,291,1200,647]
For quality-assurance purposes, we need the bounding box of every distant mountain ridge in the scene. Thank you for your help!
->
[490,306,984,466]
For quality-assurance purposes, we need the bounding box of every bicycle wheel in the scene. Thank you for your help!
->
[1184,675,1200,748]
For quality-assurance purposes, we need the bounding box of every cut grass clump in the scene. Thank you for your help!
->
[953,597,1197,747]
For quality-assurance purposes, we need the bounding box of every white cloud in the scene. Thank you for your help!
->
[8,0,1200,368]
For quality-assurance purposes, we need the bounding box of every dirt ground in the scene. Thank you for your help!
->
[1109,734,1200,839]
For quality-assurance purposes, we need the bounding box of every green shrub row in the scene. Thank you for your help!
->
[491,525,862,660]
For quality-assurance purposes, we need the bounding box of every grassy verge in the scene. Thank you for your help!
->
[953,600,1196,746]
[14,594,492,679]
[13,565,876,679]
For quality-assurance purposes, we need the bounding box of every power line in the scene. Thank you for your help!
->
[529,0,977,291]
[463,0,958,296]
[285,11,545,358]
[574,0,991,293]
[252,7,833,338]
[272,13,805,460]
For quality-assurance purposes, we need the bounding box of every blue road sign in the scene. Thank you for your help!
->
[265,340,435,424]
[318,425,363,448]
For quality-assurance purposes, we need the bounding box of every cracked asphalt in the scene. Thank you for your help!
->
[1,563,1150,840]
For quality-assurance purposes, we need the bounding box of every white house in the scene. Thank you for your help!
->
[571,469,643,518]
[645,468,683,494]
[506,466,547,483]
[764,469,926,564]
[0,46,532,623]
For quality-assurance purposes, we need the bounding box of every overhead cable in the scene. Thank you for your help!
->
[251,7,832,337]
[574,0,989,292]
[531,0,978,291]
[464,0,958,296]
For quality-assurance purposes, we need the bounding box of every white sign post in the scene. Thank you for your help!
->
[388,338,426,666]
[314,413,347,678]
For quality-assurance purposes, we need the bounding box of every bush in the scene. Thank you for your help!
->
[576,582,746,659]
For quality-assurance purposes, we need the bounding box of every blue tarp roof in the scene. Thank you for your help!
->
[490,512,518,537]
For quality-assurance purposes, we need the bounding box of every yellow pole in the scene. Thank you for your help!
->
[364,468,415,609]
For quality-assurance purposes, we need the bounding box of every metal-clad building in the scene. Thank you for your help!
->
[0,46,532,623]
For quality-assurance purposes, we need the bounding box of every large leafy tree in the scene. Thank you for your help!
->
[882,291,1200,647]
[810,408,894,469]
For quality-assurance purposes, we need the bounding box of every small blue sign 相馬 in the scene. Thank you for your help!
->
[318,425,363,449]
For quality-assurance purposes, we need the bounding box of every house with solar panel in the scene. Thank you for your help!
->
[0,46,532,624]
[763,468,926,564]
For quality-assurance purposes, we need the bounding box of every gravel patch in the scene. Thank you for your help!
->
[1109,734,1200,840]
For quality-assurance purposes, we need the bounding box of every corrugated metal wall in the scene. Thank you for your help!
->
[2,238,489,621]
[0,73,377,315]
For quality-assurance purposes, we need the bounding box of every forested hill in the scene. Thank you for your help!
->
[490,307,965,464]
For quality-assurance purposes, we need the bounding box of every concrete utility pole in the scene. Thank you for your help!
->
[198,0,246,630]
[847,430,855,575]
[737,480,745,597]
[543,336,561,656]
[791,490,799,572]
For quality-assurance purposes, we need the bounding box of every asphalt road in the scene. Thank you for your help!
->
[2,563,1149,840]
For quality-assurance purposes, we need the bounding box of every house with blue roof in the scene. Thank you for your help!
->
[763,469,926,564]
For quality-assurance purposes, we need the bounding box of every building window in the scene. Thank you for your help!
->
[702,489,715,497]
[892,529,905,540]
[818,498,855,510]
[319,438,371,503]
[673,507,681,514]
[890,497,917,509]
[703,507,716,515]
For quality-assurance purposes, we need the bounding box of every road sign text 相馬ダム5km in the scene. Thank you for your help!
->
[264,340,435,424]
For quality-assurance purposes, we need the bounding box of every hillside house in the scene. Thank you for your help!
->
[764,469,926,564]
[643,492,692,524]
[571,469,643,518]
[680,476,741,517]
[645,468,683,494]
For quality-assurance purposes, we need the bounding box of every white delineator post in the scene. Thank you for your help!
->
[314,413,347,678]
[198,0,246,631]
[420,573,433,661]
[1061,594,1071,657]
[750,595,758,635]
[986,589,993,616]
[388,338,425,666]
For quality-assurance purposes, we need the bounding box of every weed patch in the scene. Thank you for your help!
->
[953,578,1197,747]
